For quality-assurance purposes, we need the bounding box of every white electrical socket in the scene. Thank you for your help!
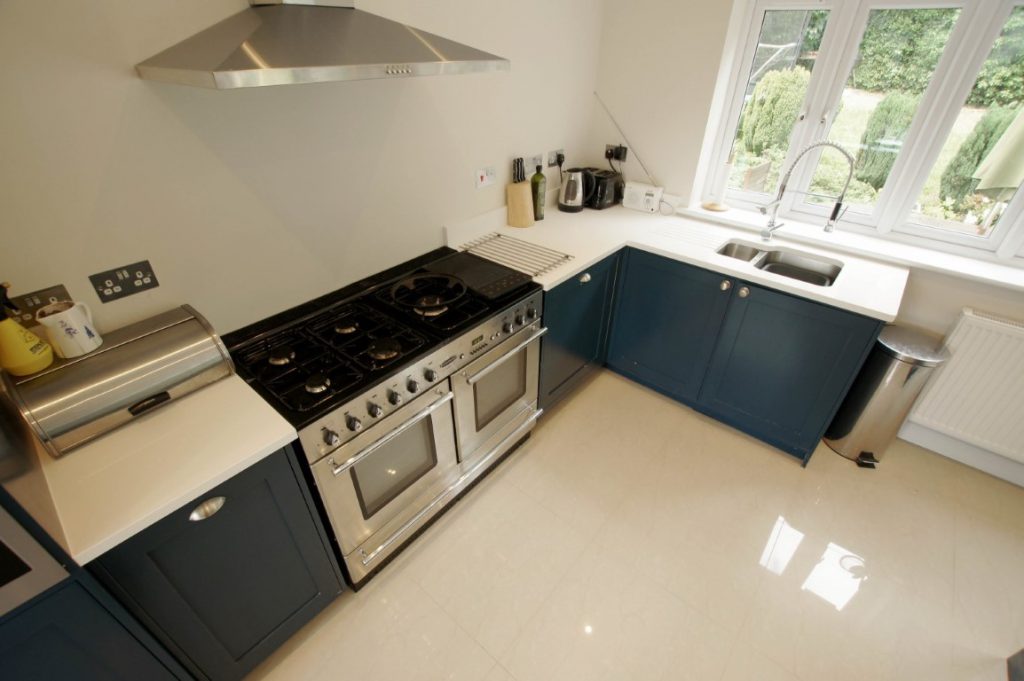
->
[526,154,543,173]
[475,166,496,189]
[547,149,565,167]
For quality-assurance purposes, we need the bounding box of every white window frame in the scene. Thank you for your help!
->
[704,0,1024,265]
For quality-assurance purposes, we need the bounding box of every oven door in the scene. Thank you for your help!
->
[453,322,546,464]
[311,383,457,566]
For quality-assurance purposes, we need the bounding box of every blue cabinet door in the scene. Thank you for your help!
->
[0,581,180,681]
[697,282,882,461]
[539,252,620,410]
[607,249,732,403]
[94,446,342,681]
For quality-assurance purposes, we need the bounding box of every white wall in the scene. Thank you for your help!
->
[897,268,1024,335]
[588,0,735,200]
[0,0,604,334]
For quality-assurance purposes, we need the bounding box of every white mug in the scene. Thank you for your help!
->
[35,301,103,359]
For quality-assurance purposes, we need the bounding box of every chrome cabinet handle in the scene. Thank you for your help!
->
[579,273,592,284]
[466,326,548,386]
[189,496,225,522]
[720,280,731,292]
[738,286,750,298]
[359,408,543,567]
[330,391,454,476]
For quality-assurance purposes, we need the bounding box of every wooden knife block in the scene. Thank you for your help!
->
[506,183,535,228]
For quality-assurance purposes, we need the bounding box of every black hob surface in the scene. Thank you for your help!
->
[227,249,540,429]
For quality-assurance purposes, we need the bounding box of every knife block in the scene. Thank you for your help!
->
[506,183,535,228]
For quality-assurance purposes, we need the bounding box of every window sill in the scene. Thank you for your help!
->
[679,204,1024,292]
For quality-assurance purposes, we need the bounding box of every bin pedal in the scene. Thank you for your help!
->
[856,452,878,469]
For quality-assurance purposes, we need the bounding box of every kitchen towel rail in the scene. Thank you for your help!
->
[460,233,573,277]
[908,308,1024,463]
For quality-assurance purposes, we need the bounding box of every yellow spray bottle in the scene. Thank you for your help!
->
[0,282,54,376]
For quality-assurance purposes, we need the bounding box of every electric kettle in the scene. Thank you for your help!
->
[558,168,595,213]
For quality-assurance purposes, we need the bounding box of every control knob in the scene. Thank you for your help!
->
[388,390,403,406]
[346,415,362,432]
[322,429,341,447]
[423,368,437,382]
[526,307,538,320]
[367,402,384,418]
[515,313,525,326]
[407,379,420,393]
[502,321,514,334]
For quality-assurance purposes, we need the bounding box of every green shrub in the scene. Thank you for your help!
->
[740,67,810,155]
[852,9,959,96]
[939,106,1019,207]
[854,92,918,189]
[968,9,1024,107]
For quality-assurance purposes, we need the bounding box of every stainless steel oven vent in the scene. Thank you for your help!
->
[135,1,510,89]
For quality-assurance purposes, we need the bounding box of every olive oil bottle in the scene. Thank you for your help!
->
[530,165,546,221]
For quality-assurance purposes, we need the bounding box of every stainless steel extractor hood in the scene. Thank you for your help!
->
[135,0,510,89]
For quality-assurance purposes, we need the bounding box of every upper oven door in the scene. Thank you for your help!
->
[452,321,545,463]
[311,382,458,556]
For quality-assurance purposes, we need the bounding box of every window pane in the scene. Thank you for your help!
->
[804,8,960,212]
[910,7,1024,238]
[727,9,830,193]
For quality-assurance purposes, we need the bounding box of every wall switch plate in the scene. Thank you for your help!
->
[89,260,159,303]
[547,149,565,167]
[526,154,543,173]
[7,284,71,326]
[475,166,496,189]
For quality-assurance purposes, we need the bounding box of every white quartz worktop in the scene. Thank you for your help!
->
[446,206,909,321]
[10,376,296,564]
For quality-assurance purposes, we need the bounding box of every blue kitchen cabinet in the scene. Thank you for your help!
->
[607,248,732,403]
[697,282,882,461]
[539,252,621,410]
[91,445,343,681]
[0,485,189,681]
[607,248,881,462]
[0,580,184,681]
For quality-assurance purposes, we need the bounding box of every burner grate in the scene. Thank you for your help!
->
[458,233,573,277]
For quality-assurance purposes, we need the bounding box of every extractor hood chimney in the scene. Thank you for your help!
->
[135,1,510,89]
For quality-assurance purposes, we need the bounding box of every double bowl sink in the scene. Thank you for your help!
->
[717,241,843,287]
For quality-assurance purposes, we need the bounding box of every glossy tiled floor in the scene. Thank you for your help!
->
[248,370,1024,681]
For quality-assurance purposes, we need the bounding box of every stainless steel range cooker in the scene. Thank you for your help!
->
[225,249,544,585]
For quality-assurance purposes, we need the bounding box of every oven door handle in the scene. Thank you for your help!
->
[465,326,548,386]
[359,407,543,568]
[329,391,454,477]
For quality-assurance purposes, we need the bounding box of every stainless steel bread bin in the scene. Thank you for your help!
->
[1,305,233,458]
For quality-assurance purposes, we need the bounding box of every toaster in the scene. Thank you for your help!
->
[585,169,624,210]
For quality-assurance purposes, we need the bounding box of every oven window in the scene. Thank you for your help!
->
[474,348,527,431]
[350,419,438,520]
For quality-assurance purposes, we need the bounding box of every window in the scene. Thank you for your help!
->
[706,0,1024,263]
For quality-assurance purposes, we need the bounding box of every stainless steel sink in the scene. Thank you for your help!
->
[715,240,843,287]
[755,250,842,287]
[717,242,762,261]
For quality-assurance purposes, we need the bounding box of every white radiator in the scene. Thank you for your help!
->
[908,308,1024,463]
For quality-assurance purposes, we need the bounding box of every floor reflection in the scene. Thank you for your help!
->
[758,516,805,576]
[801,542,867,611]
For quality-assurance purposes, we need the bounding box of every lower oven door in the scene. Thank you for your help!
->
[311,382,457,579]
[453,322,546,464]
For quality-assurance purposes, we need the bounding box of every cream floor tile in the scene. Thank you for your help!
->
[245,369,1024,681]
[721,645,801,681]
[394,469,590,660]
[500,542,734,681]
[247,568,496,681]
